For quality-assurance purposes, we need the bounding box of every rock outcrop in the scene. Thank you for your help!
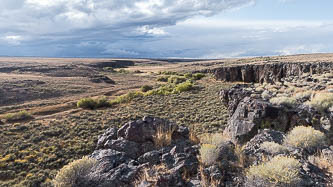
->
[86,116,199,187]
[209,62,333,83]
[221,84,333,144]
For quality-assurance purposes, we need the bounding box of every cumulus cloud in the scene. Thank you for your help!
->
[0,0,254,35]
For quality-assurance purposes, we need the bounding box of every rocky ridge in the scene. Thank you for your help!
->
[207,62,333,83]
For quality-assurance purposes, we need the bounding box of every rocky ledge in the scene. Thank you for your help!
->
[208,62,333,83]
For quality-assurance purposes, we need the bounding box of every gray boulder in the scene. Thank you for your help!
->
[96,127,118,149]
[117,116,178,143]
[224,97,291,144]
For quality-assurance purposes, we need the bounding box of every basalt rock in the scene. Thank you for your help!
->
[223,96,294,144]
[219,84,254,115]
[117,116,178,143]
[89,75,115,84]
[86,117,199,187]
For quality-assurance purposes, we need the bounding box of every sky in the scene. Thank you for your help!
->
[0,0,333,58]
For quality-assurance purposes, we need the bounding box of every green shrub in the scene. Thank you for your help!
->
[144,81,193,97]
[157,76,170,82]
[77,98,97,109]
[53,156,97,187]
[168,76,187,84]
[95,97,111,108]
[103,67,116,72]
[3,110,33,123]
[174,81,193,93]
[158,71,180,75]
[184,73,192,79]
[269,96,297,107]
[110,91,144,105]
[307,92,333,112]
[77,97,111,109]
[140,85,153,92]
[247,156,301,186]
[192,73,205,80]
[144,85,174,96]
[284,126,326,151]
[117,69,129,74]
[133,70,143,73]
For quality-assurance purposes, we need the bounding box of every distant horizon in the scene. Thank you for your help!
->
[0,52,330,60]
[1,0,333,58]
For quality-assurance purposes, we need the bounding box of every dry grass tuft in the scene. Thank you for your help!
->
[189,129,200,145]
[309,152,333,177]
[135,164,171,186]
[293,90,313,101]
[234,144,246,168]
[153,126,176,148]
[260,142,289,155]
[270,96,297,107]
[200,133,229,147]
[284,126,326,151]
[199,144,219,166]
[53,156,97,187]
[307,92,333,112]
[247,156,301,186]
[199,133,231,166]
